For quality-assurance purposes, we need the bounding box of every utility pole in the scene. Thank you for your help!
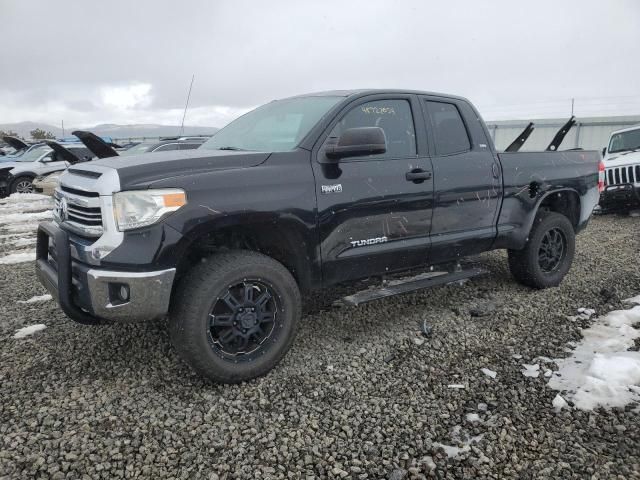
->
[180,74,195,136]
[570,98,574,116]
[62,120,65,138]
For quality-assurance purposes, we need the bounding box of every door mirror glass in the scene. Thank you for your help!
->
[325,127,387,160]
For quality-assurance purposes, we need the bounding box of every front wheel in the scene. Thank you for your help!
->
[508,211,575,289]
[170,250,301,383]
[10,176,35,194]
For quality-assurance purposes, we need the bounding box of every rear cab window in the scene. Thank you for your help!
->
[425,101,471,155]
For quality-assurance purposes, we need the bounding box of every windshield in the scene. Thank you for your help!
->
[200,96,343,152]
[120,143,154,156]
[608,128,640,154]
[14,146,51,162]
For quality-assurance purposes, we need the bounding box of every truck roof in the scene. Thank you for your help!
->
[287,89,470,103]
[610,123,640,135]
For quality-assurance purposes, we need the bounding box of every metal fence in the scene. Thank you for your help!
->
[486,116,640,152]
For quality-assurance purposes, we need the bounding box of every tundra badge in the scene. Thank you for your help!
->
[350,236,388,247]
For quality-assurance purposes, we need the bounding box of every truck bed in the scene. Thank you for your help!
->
[494,150,601,249]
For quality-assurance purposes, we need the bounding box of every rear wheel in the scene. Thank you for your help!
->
[10,176,35,194]
[508,211,575,289]
[170,250,301,383]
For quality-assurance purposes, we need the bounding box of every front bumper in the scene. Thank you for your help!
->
[599,183,640,209]
[36,221,175,324]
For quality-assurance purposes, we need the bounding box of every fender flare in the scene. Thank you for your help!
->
[167,211,321,291]
[499,187,582,251]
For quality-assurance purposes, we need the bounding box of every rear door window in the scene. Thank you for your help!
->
[426,101,471,155]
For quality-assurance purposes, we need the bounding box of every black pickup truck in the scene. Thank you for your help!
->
[36,90,602,383]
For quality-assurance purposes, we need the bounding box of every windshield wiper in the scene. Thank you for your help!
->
[217,146,246,151]
[621,146,640,155]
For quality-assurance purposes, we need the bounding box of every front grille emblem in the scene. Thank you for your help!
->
[55,197,69,222]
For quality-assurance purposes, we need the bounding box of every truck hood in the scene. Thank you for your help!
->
[77,149,271,188]
[604,150,640,167]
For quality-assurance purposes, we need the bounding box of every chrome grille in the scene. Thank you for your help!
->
[53,189,104,237]
[605,165,640,186]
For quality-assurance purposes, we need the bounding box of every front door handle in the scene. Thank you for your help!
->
[406,169,432,183]
[492,162,500,179]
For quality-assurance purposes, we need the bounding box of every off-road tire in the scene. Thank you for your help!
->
[170,250,301,383]
[508,211,575,289]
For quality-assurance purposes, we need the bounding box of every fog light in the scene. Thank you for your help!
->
[119,285,130,301]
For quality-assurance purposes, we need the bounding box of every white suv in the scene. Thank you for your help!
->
[600,124,640,210]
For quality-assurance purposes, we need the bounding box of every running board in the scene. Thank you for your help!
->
[341,268,488,306]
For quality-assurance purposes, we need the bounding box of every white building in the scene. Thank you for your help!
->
[486,115,640,152]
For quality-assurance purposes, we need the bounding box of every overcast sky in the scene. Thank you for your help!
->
[1,0,639,128]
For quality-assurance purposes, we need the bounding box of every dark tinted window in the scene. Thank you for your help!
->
[329,99,416,158]
[427,101,470,155]
[179,143,200,150]
[68,147,93,161]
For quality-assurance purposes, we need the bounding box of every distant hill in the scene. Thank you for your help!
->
[0,121,219,141]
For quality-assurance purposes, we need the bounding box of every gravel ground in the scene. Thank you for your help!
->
[1,209,640,479]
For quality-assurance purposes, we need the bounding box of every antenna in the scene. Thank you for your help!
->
[179,74,195,136]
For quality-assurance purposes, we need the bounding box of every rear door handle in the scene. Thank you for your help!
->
[405,169,432,182]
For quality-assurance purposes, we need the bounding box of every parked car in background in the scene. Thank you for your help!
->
[600,124,640,211]
[33,170,64,196]
[0,136,33,162]
[0,142,94,196]
[114,141,141,151]
[120,138,206,155]
[72,130,120,158]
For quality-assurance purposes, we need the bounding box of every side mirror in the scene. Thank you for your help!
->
[601,147,606,157]
[324,127,386,160]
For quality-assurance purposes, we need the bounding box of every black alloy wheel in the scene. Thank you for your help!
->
[170,250,301,383]
[208,280,279,359]
[537,227,567,273]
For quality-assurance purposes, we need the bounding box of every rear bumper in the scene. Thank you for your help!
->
[599,184,640,209]
[36,221,175,323]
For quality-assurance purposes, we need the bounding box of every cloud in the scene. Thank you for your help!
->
[0,0,638,127]
[100,83,152,110]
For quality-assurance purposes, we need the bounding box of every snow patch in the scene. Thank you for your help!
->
[13,324,47,339]
[0,210,52,224]
[434,433,484,459]
[521,364,540,378]
[17,294,52,304]
[480,367,497,379]
[552,394,568,412]
[548,304,640,410]
[466,413,481,423]
[624,295,640,305]
[566,307,596,322]
[0,251,36,264]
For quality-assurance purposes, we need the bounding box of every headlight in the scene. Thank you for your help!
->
[113,188,187,231]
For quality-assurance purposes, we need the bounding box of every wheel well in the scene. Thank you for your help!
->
[177,223,311,291]
[538,190,580,230]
